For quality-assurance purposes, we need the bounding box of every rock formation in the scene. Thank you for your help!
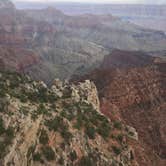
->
[0,0,166,83]
[74,50,166,166]
[0,70,139,166]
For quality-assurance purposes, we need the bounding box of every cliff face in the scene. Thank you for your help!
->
[54,4,166,32]
[0,70,138,166]
[0,1,166,83]
[74,50,166,166]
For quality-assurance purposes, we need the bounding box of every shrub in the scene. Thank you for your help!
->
[33,152,42,162]
[114,121,122,130]
[60,129,72,143]
[86,126,96,139]
[37,87,48,103]
[42,146,55,161]
[9,77,20,88]
[58,156,64,165]
[46,116,62,131]
[79,156,93,166]
[0,121,14,158]
[60,110,74,121]
[117,134,123,143]
[128,131,134,136]
[18,93,28,103]
[112,146,121,155]
[39,129,49,145]
[31,112,38,121]
[0,117,5,135]
[37,104,47,115]
[47,93,58,103]
[97,122,111,139]
[0,89,6,97]
[0,142,5,158]
[0,99,8,113]
[62,87,72,98]
[5,127,14,140]
[46,116,72,143]
[74,114,83,130]
[19,106,28,116]
[69,150,77,162]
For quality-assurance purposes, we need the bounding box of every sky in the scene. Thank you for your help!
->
[13,0,166,5]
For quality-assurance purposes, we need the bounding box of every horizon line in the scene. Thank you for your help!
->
[14,1,166,6]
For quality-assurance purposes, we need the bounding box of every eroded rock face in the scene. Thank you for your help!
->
[0,1,166,83]
[0,71,138,166]
[74,50,166,166]
[71,80,100,112]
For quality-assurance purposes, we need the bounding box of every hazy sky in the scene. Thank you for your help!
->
[13,0,166,4]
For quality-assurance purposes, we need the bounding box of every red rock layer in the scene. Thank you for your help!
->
[75,50,166,166]
[0,46,40,72]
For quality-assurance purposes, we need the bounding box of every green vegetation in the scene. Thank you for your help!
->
[37,104,48,115]
[33,152,42,162]
[128,131,135,136]
[5,127,14,145]
[42,146,55,161]
[69,150,77,162]
[0,117,5,135]
[116,134,123,143]
[114,121,122,130]
[112,146,121,155]
[0,71,58,104]
[60,109,74,121]
[31,104,49,121]
[0,117,14,158]
[85,126,96,139]
[97,121,111,139]
[72,102,111,140]
[60,129,73,143]
[62,87,72,98]
[0,71,121,164]
[39,129,49,145]
[79,155,93,166]
[0,87,6,97]
[0,98,8,113]
[45,116,63,131]
[20,87,57,103]
[45,116,72,143]
[19,106,28,116]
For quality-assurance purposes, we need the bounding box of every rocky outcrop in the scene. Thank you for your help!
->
[0,71,139,166]
[71,80,100,112]
[74,50,166,166]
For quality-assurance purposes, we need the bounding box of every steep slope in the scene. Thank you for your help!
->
[52,3,166,32]
[73,50,166,166]
[0,0,56,83]
[0,70,139,166]
[0,3,109,82]
[26,8,166,52]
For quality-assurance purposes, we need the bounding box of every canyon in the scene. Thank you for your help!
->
[15,2,166,32]
[0,1,166,83]
[73,50,166,166]
[0,1,165,166]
